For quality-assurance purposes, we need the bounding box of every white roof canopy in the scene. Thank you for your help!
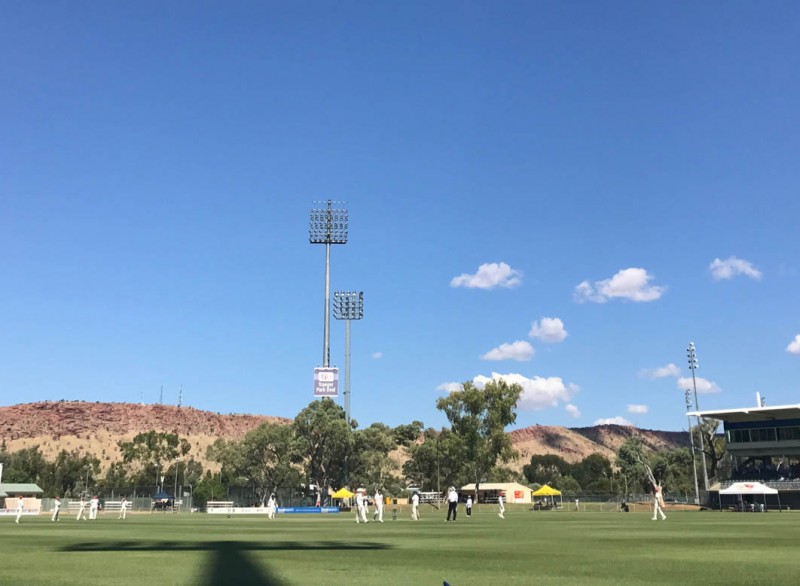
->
[687,404,800,424]
[719,482,778,495]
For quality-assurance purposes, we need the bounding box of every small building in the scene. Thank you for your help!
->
[0,483,44,515]
[460,482,533,504]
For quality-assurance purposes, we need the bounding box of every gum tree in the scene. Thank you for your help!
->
[436,379,522,500]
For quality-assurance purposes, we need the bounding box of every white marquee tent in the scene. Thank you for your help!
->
[719,482,781,511]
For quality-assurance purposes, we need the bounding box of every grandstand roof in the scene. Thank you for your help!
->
[0,483,43,495]
[688,404,800,423]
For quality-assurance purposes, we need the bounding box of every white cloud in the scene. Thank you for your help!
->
[450,262,522,289]
[480,341,534,362]
[593,416,634,426]
[529,317,568,343]
[709,256,763,281]
[677,377,721,394]
[473,372,579,411]
[639,363,681,379]
[786,335,800,355]
[573,268,666,303]
[565,404,581,418]
[627,404,649,414]
[371,351,383,359]
[436,382,462,394]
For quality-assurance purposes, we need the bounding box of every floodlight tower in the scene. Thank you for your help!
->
[687,342,710,492]
[685,389,701,505]
[309,200,349,368]
[333,291,364,424]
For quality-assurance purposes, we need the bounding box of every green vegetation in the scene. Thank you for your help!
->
[2,393,705,502]
[1,508,797,585]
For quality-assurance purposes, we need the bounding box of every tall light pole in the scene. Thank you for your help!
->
[333,291,364,425]
[685,389,701,505]
[687,342,710,492]
[173,459,181,513]
[309,200,349,368]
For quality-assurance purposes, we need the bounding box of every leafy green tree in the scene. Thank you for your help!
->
[350,423,398,490]
[436,379,522,499]
[650,447,696,498]
[615,437,651,494]
[571,453,613,489]
[208,423,298,505]
[193,470,227,507]
[118,431,191,490]
[402,428,467,492]
[486,465,523,483]
[50,450,101,496]
[551,475,581,495]
[522,454,571,486]
[292,399,354,495]
[393,421,424,447]
[100,461,130,491]
[1,446,51,487]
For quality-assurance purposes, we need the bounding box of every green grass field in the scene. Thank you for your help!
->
[2,506,798,585]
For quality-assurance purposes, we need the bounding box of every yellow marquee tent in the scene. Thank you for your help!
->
[531,485,563,509]
[330,488,355,499]
[532,485,561,497]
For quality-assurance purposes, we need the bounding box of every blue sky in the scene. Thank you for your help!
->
[2,2,799,433]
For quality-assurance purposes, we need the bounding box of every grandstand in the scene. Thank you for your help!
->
[690,403,800,509]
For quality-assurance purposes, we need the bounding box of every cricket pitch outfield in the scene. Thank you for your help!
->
[1,507,796,585]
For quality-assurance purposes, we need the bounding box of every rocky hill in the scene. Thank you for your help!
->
[0,401,289,470]
[509,424,689,467]
[0,401,688,471]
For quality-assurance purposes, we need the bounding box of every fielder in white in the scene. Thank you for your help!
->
[118,497,129,520]
[89,496,99,520]
[52,496,62,522]
[76,498,88,521]
[267,494,277,519]
[355,491,368,523]
[652,482,667,521]
[373,489,384,523]
[497,492,505,519]
[15,496,24,524]
[411,492,420,520]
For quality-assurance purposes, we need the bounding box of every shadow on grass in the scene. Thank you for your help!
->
[60,540,391,586]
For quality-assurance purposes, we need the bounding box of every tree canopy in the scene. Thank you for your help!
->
[436,379,522,498]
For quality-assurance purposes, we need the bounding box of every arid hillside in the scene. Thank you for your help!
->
[0,401,688,472]
[509,424,689,470]
[0,401,289,470]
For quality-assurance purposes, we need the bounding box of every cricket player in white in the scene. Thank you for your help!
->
[118,497,128,519]
[52,497,61,521]
[76,498,88,520]
[652,482,667,521]
[373,489,384,523]
[355,490,368,523]
[411,492,420,520]
[15,496,24,523]
[89,496,99,520]
[497,492,505,519]
[267,494,277,519]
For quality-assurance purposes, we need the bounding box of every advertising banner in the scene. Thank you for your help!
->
[313,367,339,397]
